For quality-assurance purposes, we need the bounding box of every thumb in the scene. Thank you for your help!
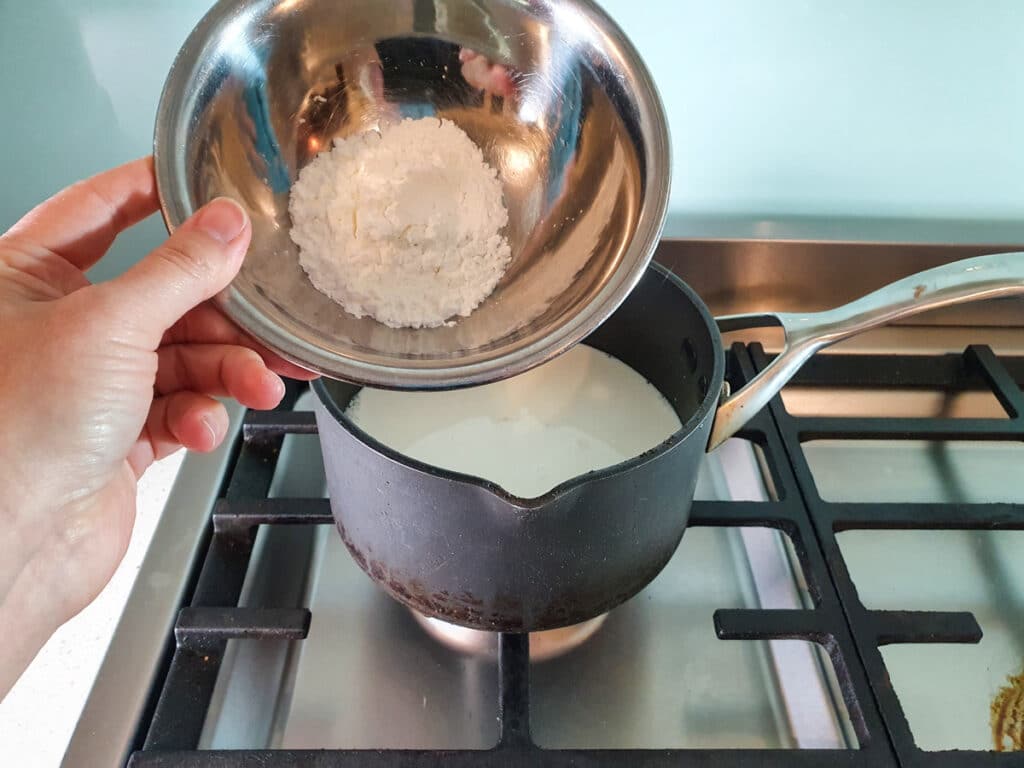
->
[101,197,251,347]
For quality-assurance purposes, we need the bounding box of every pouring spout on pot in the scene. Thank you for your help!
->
[707,251,1024,451]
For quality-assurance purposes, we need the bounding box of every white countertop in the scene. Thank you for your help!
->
[0,452,186,768]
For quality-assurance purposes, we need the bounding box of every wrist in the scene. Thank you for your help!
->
[0,541,77,701]
[0,452,58,603]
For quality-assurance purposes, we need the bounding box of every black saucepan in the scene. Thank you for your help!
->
[311,252,1022,632]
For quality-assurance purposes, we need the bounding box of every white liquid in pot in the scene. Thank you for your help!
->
[345,344,683,499]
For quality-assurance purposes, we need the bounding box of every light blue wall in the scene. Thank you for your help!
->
[0,1,209,281]
[1,1,1022,281]
[598,0,1024,232]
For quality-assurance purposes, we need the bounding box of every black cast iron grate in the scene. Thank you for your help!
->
[126,344,1024,768]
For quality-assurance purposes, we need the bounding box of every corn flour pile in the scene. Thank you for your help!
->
[288,117,512,329]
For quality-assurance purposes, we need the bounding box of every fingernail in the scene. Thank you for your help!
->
[194,198,248,243]
[270,374,286,400]
[201,415,220,446]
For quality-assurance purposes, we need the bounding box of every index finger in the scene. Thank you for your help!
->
[4,157,158,271]
[163,303,320,381]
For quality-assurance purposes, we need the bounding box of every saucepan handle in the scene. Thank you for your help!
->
[706,251,1024,451]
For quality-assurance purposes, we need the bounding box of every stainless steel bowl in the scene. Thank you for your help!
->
[155,0,670,388]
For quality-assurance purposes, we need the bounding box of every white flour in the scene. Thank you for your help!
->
[288,117,512,328]
[346,344,682,499]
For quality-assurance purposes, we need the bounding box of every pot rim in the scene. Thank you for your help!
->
[310,263,726,509]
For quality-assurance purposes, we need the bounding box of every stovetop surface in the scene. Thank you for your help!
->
[63,239,1024,767]
[200,419,841,753]
[120,344,1024,768]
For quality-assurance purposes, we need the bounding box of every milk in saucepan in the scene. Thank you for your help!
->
[345,345,682,499]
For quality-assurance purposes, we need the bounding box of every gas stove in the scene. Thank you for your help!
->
[64,239,1024,767]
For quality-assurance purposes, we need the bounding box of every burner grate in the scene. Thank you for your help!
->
[751,343,1024,768]
[127,345,1024,767]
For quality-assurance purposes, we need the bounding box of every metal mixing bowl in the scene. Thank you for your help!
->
[155,0,670,388]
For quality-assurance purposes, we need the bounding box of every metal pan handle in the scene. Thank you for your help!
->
[706,251,1024,451]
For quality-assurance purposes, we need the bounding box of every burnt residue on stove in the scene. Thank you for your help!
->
[991,665,1024,751]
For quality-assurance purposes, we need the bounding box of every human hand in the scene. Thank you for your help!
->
[0,157,315,698]
[459,49,515,98]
